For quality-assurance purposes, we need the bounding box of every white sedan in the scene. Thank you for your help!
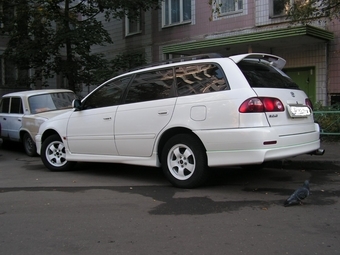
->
[0,89,77,156]
[35,53,323,188]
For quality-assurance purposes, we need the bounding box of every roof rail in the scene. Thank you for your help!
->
[129,53,223,71]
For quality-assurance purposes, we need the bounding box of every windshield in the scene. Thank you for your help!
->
[28,92,77,114]
[237,60,299,89]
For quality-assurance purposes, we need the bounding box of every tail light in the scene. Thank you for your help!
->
[239,97,284,113]
[305,98,313,110]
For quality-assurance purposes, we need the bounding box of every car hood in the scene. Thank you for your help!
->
[30,109,73,120]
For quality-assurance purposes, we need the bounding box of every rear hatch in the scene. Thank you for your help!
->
[231,53,315,131]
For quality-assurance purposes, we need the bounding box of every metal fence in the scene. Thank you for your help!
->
[314,111,340,135]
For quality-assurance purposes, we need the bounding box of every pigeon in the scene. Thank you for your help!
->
[284,180,310,207]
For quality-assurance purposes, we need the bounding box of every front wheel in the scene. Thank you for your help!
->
[161,134,209,188]
[23,133,37,157]
[41,134,75,171]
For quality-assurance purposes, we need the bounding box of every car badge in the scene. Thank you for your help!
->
[290,92,295,97]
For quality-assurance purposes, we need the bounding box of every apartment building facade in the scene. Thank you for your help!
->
[100,0,339,106]
[1,0,339,105]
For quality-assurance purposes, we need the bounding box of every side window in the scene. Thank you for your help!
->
[125,69,174,104]
[0,97,10,113]
[10,97,23,114]
[162,0,192,27]
[82,76,131,110]
[176,64,229,96]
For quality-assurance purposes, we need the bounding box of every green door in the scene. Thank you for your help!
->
[284,67,316,104]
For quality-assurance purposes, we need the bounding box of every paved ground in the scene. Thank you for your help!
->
[271,140,340,171]
[0,139,339,255]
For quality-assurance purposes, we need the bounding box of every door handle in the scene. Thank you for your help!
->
[103,117,112,120]
[158,111,168,115]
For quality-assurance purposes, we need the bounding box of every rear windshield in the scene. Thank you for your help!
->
[237,60,299,89]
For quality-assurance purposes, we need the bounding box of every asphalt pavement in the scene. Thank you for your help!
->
[269,140,340,171]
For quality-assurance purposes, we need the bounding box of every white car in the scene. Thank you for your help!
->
[36,53,323,188]
[0,89,77,156]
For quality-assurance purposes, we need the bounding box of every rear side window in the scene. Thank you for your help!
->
[10,97,23,114]
[176,63,229,96]
[0,97,10,113]
[238,60,299,89]
[125,69,174,104]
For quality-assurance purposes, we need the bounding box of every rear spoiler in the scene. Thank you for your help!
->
[229,53,286,70]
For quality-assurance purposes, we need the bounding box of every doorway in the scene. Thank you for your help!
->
[284,67,316,104]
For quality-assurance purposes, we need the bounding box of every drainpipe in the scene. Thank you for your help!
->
[325,42,330,107]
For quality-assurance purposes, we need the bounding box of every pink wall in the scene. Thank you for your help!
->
[327,19,340,93]
[151,1,255,59]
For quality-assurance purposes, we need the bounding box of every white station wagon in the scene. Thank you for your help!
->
[0,89,77,156]
[36,53,323,188]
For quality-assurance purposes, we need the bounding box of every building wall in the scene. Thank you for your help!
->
[274,43,328,105]
[327,19,340,95]
[1,2,339,105]
[147,1,336,106]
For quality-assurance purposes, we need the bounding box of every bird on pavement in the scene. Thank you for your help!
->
[284,180,310,207]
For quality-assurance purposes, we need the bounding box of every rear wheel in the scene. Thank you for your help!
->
[23,133,37,157]
[41,134,75,171]
[161,134,209,188]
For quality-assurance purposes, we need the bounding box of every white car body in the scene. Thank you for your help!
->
[0,89,76,156]
[36,53,322,188]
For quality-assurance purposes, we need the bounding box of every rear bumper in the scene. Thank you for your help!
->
[195,123,321,167]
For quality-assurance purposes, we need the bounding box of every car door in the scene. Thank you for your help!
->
[66,76,130,156]
[0,97,24,141]
[0,97,10,138]
[115,68,176,157]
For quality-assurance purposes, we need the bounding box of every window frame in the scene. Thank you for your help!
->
[0,97,10,113]
[9,97,23,114]
[162,0,192,28]
[217,0,244,16]
[270,0,292,17]
[175,63,230,96]
[125,12,142,37]
[124,68,175,104]
[0,56,17,87]
[82,76,132,110]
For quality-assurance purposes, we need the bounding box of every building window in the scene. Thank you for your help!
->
[0,56,17,87]
[0,2,15,30]
[272,0,291,16]
[162,0,192,27]
[125,14,141,36]
[218,0,243,15]
[271,0,311,17]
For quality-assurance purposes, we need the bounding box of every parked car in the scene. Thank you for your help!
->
[0,89,77,156]
[0,123,2,147]
[36,53,323,188]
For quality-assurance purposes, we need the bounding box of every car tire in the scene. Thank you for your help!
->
[41,134,76,171]
[23,133,37,157]
[161,134,209,188]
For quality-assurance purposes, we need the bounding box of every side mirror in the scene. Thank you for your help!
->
[72,99,82,110]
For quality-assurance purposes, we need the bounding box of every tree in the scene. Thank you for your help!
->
[287,0,340,23]
[0,0,160,91]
